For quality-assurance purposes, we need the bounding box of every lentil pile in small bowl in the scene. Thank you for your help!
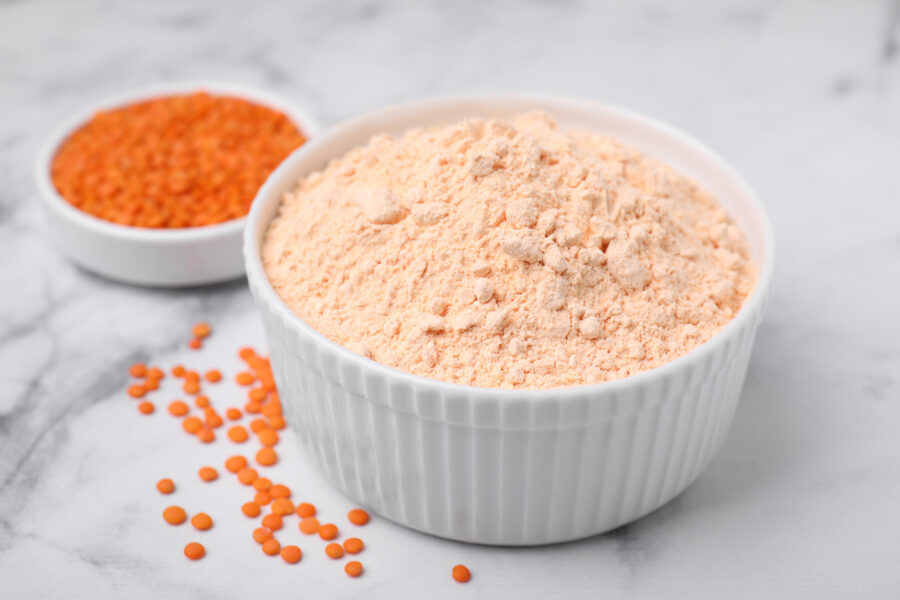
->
[35,81,320,286]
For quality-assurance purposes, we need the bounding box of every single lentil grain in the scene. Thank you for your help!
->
[452,565,471,583]
[325,543,344,559]
[348,509,370,526]
[184,542,205,560]
[318,523,338,541]
[163,506,187,525]
[271,498,294,516]
[256,447,277,467]
[198,466,218,482]
[224,455,247,473]
[237,467,258,485]
[182,416,203,434]
[280,545,302,564]
[253,527,273,544]
[168,400,189,416]
[343,538,364,554]
[299,517,320,535]
[257,429,279,447]
[227,425,249,443]
[261,513,283,531]
[262,539,281,556]
[191,513,213,531]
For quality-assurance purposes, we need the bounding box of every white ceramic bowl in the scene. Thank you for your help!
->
[35,81,321,287]
[245,94,775,545]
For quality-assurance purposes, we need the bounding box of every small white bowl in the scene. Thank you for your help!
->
[35,81,321,287]
[245,94,775,545]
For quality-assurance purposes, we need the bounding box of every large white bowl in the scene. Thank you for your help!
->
[245,94,775,545]
[35,81,321,287]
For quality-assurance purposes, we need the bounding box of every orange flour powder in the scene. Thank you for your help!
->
[262,113,755,389]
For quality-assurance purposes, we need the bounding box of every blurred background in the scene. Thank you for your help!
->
[1,1,899,598]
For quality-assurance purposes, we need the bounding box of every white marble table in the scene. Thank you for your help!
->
[1,1,899,598]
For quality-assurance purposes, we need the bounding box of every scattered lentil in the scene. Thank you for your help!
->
[325,543,344,559]
[227,425,249,443]
[192,323,211,339]
[198,466,218,482]
[253,527,273,544]
[256,447,277,466]
[191,513,213,531]
[280,545,302,564]
[163,506,187,525]
[168,400,189,417]
[262,513,283,532]
[271,498,294,516]
[348,509,370,526]
[344,561,363,578]
[184,542,205,560]
[299,517,320,535]
[452,564,472,583]
[318,523,338,541]
[343,538,364,554]
[224,455,247,473]
[262,539,281,556]
[237,467,258,485]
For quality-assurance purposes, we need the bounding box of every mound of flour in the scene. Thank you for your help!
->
[263,113,754,389]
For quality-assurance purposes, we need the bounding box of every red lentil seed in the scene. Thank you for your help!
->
[318,523,338,541]
[452,565,471,583]
[261,513,283,531]
[325,542,344,559]
[280,545,302,564]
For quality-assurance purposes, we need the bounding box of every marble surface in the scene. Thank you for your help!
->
[2,0,899,597]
